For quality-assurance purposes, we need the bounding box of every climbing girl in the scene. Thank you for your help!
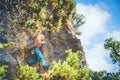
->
[27,27,48,69]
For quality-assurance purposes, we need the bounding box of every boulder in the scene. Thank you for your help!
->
[0,49,17,79]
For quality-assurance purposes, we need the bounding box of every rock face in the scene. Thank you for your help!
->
[43,23,86,67]
[0,3,86,78]
[0,49,17,79]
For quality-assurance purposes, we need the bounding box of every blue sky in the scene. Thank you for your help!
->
[75,0,120,72]
[75,0,120,30]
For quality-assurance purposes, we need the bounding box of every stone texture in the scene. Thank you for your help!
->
[0,5,86,79]
[43,23,86,67]
[0,49,17,79]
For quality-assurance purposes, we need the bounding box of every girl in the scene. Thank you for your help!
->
[27,28,48,69]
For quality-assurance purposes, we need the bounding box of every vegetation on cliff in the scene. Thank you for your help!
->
[0,0,76,32]
[0,50,89,80]
[14,49,89,80]
[0,0,88,80]
[0,63,8,80]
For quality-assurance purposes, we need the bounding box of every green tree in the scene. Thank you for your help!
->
[89,38,120,80]
[72,13,85,35]
[89,71,120,80]
[73,14,85,28]
[104,38,120,66]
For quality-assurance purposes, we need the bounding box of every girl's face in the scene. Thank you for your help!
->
[41,36,45,41]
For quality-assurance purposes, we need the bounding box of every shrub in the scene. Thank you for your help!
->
[16,65,39,80]
[0,42,14,49]
[42,49,90,80]
[0,63,8,80]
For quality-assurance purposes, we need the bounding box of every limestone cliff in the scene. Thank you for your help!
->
[0,0,86,79]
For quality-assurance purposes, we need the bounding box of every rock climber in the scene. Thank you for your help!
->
[27,27,48,69]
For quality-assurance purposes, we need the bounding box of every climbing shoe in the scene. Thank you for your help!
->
[42,64,49,69]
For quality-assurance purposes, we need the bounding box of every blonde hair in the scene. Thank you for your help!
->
[39,27,46,32]
[34,34,45,46]
[37,34,45,41]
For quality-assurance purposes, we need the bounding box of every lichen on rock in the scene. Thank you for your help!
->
[0,0,86,79]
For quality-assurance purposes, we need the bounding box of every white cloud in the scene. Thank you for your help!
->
[106,30,120,41]
[76,3,110,46]
[76,3,120,72]
[86,43,113,71]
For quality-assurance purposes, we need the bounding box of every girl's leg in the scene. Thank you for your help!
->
[34,47,48,69]
[27,50,38,64]
[27,58,37,65]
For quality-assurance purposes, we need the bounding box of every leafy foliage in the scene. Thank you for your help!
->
[41,49,89,80]
[16,64,39,80]
[12,49,89,80]
[89,38,120,80]
[89,71,120,80]
[72,13,85,35]
[104,38,120,66]
[73,14,85,27]
[0,63,8,80]
[2,0,76,32]
[0,42,14,49]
